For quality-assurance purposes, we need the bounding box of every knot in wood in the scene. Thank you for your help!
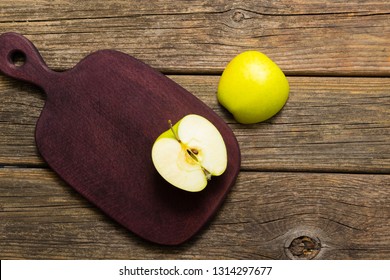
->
[287,236,321,260]
[232,10,245,23]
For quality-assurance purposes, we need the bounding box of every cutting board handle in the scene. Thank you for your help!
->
[0,32,55,88]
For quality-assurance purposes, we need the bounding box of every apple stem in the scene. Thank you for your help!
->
[168,120,181,143]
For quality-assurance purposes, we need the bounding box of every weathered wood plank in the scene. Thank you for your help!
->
[1,75,389,173]
[1,168,389,259]
[0,0,389,75]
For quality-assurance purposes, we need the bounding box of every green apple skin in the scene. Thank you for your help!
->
[217,51,289,124]
[156,119,180,142]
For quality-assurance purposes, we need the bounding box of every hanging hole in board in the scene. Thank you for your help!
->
[9,50,26,67]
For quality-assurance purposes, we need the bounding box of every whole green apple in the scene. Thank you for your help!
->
[217,51,289,124]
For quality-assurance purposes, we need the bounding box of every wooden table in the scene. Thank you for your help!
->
[0,1,389,260]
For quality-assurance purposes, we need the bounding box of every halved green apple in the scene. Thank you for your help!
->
[151,114,227,192]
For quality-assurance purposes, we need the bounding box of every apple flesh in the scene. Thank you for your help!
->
[151,114,227,192]
[217,50,289,124]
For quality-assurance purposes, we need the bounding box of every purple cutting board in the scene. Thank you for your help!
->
[0,32,240,245]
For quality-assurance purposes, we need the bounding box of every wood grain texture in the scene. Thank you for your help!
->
[1,168,389,259]
[0,0,389,75]
[1,0,390,260]
[1,75,389,173]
